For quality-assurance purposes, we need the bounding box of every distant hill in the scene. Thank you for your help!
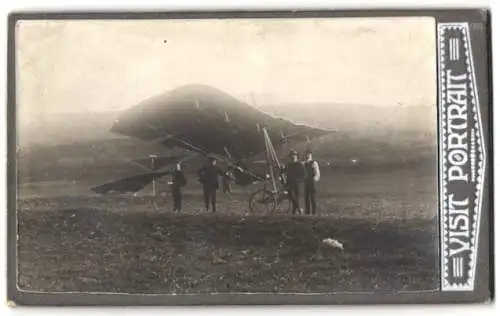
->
[262,103,436,136]
[18,101,436,148]
[18,111,122,148]
[17,94,437,183]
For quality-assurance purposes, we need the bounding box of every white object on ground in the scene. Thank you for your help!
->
[322,238,344,250]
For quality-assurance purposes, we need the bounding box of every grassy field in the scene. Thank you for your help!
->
[17,169,439,294]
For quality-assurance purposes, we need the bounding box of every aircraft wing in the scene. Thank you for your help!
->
[91,171,170,195]
[111,84,333,160]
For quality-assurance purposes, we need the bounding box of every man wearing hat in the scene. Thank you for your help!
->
[197,157,226,212]
[282,150,306,214]
[303,150,320,215]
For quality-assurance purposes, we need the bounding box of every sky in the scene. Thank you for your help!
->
[15,17,437,125]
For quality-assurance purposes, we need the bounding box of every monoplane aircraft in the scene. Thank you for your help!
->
[92,84,333,211]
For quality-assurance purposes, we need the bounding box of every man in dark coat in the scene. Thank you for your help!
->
[170,163,187,212]
[282,150,305,215]
[197,157,225,212]
[303,150,320,215]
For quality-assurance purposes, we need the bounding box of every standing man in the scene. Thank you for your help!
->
[197,157,225,212]
[170,163,187,212]
[303,150,321,215]
[282,150,305,215]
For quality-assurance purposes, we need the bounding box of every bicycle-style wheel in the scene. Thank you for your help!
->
[248,188,277,214]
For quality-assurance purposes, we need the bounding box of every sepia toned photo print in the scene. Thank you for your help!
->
[13,15,448,297]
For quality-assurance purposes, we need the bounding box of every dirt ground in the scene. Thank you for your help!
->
[16,170,440,294]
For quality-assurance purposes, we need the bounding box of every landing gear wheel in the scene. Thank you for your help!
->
[248,188,277,214]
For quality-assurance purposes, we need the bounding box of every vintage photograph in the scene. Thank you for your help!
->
[15,16,440,294]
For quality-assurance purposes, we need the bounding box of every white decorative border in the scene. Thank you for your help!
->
[464,22,486,290]
[438,22,486,291]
